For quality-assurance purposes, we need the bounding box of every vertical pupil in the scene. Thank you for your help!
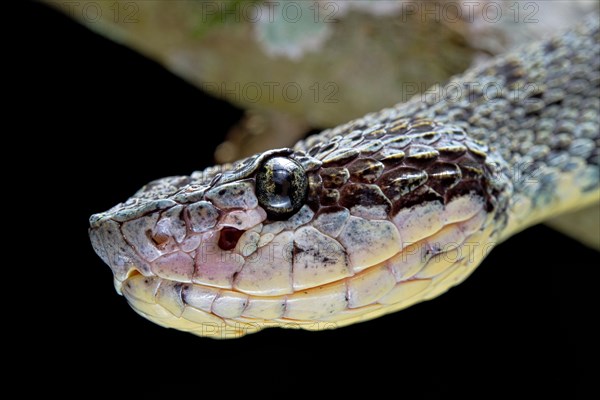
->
[273,169,292,196]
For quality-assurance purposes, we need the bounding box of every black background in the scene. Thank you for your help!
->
[22,1,596,396]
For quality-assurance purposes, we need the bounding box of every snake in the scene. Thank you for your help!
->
[89,17,599,339]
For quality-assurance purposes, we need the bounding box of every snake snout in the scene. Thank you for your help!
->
[88,217,149,293]
[89,194,269,294]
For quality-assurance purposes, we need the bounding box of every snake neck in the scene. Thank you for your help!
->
[398,16,600,240]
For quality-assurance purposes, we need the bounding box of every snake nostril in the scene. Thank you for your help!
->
[147,229,169,248]
[218,227,245,251]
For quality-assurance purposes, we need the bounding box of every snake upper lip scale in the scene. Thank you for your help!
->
[89,17,599,339]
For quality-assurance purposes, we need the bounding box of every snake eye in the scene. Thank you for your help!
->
[256,157,308,220]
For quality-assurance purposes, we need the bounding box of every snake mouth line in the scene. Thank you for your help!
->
[118,207,492,331]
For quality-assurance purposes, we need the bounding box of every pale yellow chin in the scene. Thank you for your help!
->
[120,195,495,339]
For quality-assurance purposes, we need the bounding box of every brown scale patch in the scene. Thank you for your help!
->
[347,158,385,183]
[299,118,501,219]
[320,188,340,206]
[339,183,392,213]
[322,148,360,166]
[426,162,462,195]
[405,144,440,167]
[378,166,428,201]
[437,142,468,159]
[393,186,444,213]
[320,167,350,188]
[459,163,485,178]
[306,173,323,211]
[376,149,406,165]
[445,179,487,208]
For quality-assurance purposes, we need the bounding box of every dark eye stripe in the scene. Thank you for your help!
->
[256,157,308,220]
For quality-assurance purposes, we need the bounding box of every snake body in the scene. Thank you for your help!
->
[90,18,599,339]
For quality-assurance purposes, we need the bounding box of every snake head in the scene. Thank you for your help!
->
[89,148,327,337]
[90,119,511,338]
